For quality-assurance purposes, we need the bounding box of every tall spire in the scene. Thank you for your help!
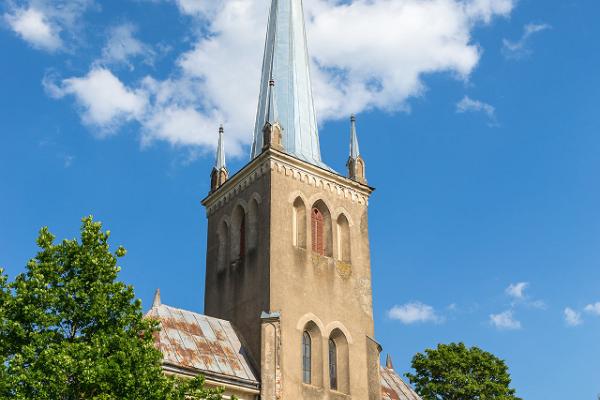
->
[252,0,329,170]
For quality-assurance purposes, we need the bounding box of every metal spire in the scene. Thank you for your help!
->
[265,78,278,125]
[349,114,360,160]
[215,124,226,170]
[252,0,331,170]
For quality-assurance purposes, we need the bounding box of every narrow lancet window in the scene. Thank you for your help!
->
[329,339,338,390]
[239,214,246,259]
[312,208,324,255]
[302,331,312,384]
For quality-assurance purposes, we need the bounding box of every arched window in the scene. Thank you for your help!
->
[312,208,324,255]
[311,200,333,257]
[329,329,350,393]
[248,198,259,251]
[231,205,246,265]
[293,197,307,249]
[217,220,229,273]
[302,331,311,384]
[239,213,246,259]
[336,214,351,263]
[329,339,338,390]
[301,321,323,387]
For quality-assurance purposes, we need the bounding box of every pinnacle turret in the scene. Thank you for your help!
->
[210,125,229,192]
[347,114,367,184]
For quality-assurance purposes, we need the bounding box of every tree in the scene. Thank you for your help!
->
[0,216,228,400]
[406,342,521,400]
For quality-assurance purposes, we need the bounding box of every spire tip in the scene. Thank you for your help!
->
[152,288,161,308]
[386,354,394,370]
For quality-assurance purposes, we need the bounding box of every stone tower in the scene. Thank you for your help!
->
[201,0,380,398]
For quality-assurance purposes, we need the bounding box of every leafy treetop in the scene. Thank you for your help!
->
[0,216,230,400]
[406,342,521,400]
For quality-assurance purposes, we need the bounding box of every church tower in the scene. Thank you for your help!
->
[201,0,380,398]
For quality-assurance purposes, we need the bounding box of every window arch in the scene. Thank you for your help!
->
[336,214,351,263]
[311,200,332,257]
[329,329,350,393]
[301,321,323,387]
[293,197,307,249]
[302,331,311,384]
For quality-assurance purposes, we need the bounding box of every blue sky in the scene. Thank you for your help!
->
[1,0,599,398]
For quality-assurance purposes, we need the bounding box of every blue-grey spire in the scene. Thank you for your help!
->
[265,78,278,125]
[252,0,330,170]
[215,124,226,170]
[349,114,360,160]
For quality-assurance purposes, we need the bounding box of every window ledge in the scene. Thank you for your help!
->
[301,383,324,391]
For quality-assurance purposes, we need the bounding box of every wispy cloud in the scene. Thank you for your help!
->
[564,307,583,327]
[46,0,515,157]
[3,0,93,52]
[388,302,444,325]
[456,96,498,126]
[504,281,546,309]
[490,310,521,330]
[99,23,155,69]
[584,302,600,316]
[502,23,551,59]
[506,282,529,299]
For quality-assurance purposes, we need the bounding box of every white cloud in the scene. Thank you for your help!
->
[4,7,61,51]
[100,23,155,69]
[50,0,515,157]
[584,302,600,316]
[44,68,147,133]
[171,0,222,17]
[564,307,583,327]
[3,0,92,52]
[456,96,497,125]
[505,282,529,300]
[388,302,443,324]
[502,23,551,59]
[490,310,521,330]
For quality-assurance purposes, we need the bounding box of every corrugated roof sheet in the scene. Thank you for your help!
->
[380,366,422,400]
[146,303,258,385]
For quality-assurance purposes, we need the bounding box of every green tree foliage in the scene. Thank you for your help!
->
[406,342,521,400]
[0,216,228,400]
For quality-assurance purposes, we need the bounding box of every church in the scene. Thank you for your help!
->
[145,0,422,399]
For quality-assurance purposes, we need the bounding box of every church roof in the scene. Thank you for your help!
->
[145,303,259,388]
[380,365,422,400]
[148,303,420,399]
[252,0,330,170]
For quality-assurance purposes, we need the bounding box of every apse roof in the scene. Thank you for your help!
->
[380,365,422,400]
[146,303,258,387]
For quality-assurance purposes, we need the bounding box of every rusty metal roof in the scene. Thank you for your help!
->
[380,366,422,400]
[145,303,259,387]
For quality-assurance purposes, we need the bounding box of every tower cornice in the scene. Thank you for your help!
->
[202,149,374,217]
